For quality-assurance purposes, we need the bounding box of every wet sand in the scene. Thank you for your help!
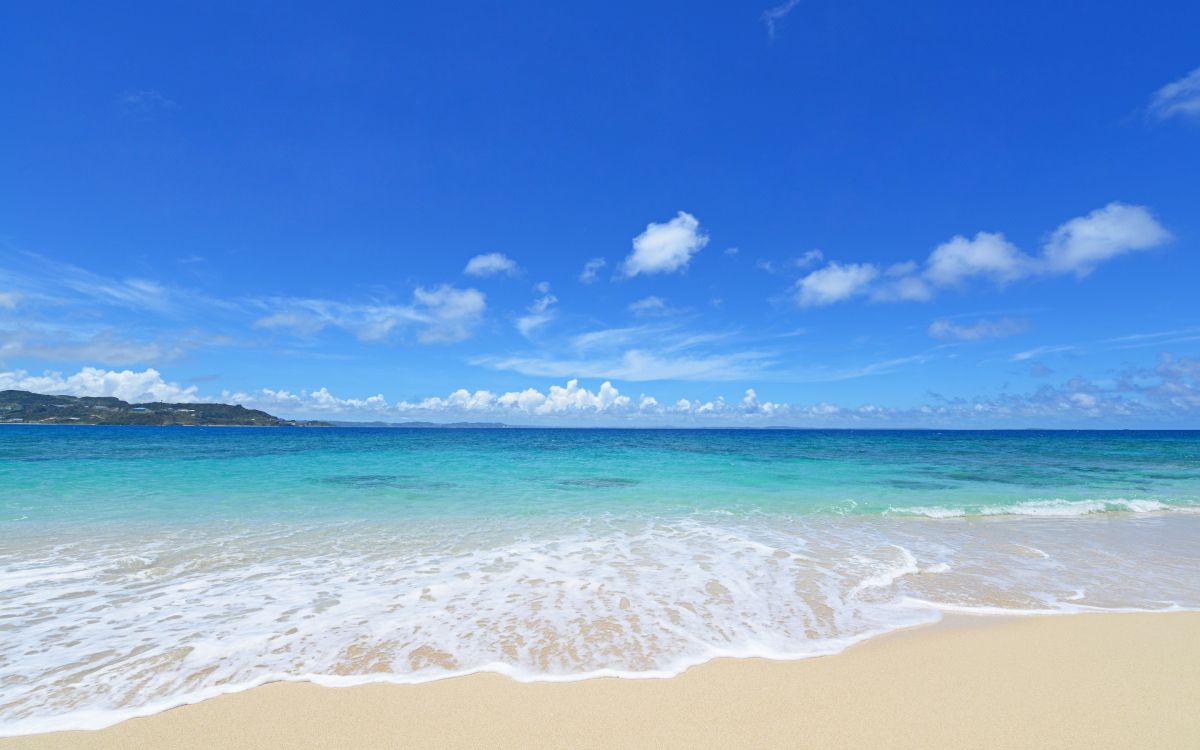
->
[4,612,1198,750]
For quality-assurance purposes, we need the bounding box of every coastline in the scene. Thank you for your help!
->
[5,612,1197,749]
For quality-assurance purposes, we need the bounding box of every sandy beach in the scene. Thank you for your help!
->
[5,612,1197,749]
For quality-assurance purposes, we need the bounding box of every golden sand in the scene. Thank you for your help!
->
[5,613,1198,749]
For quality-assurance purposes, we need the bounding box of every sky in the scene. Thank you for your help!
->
[1,1,1198,427]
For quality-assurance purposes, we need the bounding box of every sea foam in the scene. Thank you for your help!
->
[3,511,1198,736]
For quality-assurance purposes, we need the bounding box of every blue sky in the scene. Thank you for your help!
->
[1,1,1198,426]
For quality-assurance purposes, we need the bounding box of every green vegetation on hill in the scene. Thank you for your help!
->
[0,390,329,426]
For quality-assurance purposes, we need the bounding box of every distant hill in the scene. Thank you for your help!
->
[0,390,330,427]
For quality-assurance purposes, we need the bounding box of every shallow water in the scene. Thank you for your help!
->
[2,427,1199,734]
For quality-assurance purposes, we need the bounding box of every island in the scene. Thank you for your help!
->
[0,390,331,426]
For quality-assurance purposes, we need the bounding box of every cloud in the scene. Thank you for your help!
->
[477,349,774,382]
[463,253,519,277]
[1010,344,1077,362]
[226,386,389,415]
[9,353,1197,426]
[516,291,558,338]
[0,326,181,365]
[761,0,802,39]
[0,367,200,403]
[1148,66,1200,121]
[255,285,486,344]
[578,257,607,284]
[411,285,487,342]
[402,379,633,416]
[628,296,676,317]
[621,211,708,277]
[924,232,1032,286]
[928,317,1029,341]
[755,250,824,275]
[796,202,1171,307]
[0,291,20,309]
[1041,203,1171,277]
[794,262,878,307]
[118,90,178,116]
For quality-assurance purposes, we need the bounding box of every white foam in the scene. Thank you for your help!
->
[1,511,1198,737]
[892,498,1177,518]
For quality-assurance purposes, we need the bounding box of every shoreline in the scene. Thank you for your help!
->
[4,611,1198,749]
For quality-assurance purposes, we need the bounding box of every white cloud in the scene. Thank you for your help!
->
[628,296,672,316]
[621,211,708,277]
[755,250,824,275]
[463,253,519,278]
[872,275,933,302]
[477,348,773,382]
[0,367,200,403]
[0,327,179,365]
[0,291,20,309]
[516,292,558,338]
[1148,66,1200,121]
[568,325,663,352]
[924,231,1031,286]
[411,285,487,343]
[798,203,1170,308]
[226,386,389,415]
[761,0,802,39]
[1040,202,1171,277]
[794,262,878,307]
[1010,344,1077,362]
[399,378,633,416]
[578,257,607,284]
[255,285,486,344]
[928,317,1028,341]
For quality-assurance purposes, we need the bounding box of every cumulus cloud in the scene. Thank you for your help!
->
[928,317,1029,341]
[1040,203,1171,277]
[621,211,708,277]
[798,203,1171,307]
[794,262,878,307]
[227,386,389,415]
[578,257,607,284]
[1148,66,1200,121]
[255,285,486,344]
[8,355,1197,426]
[402,379,633,416]
[0,367,200,403]
[924,232,1031,286]
[463,253,519,277]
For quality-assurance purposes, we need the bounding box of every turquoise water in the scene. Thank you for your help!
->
[2,426,1200,734]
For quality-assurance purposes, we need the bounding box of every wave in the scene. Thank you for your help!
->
[2,512,1198,736]
[887,498,1199,518]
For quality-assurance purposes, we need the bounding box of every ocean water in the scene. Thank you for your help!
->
[2,426,1199,734]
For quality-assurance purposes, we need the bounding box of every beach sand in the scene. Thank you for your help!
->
[5,612,1198,749]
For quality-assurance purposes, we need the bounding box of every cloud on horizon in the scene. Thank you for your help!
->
[9,354,1198,426]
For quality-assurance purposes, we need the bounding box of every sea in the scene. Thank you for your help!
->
[2,426,1198,734]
